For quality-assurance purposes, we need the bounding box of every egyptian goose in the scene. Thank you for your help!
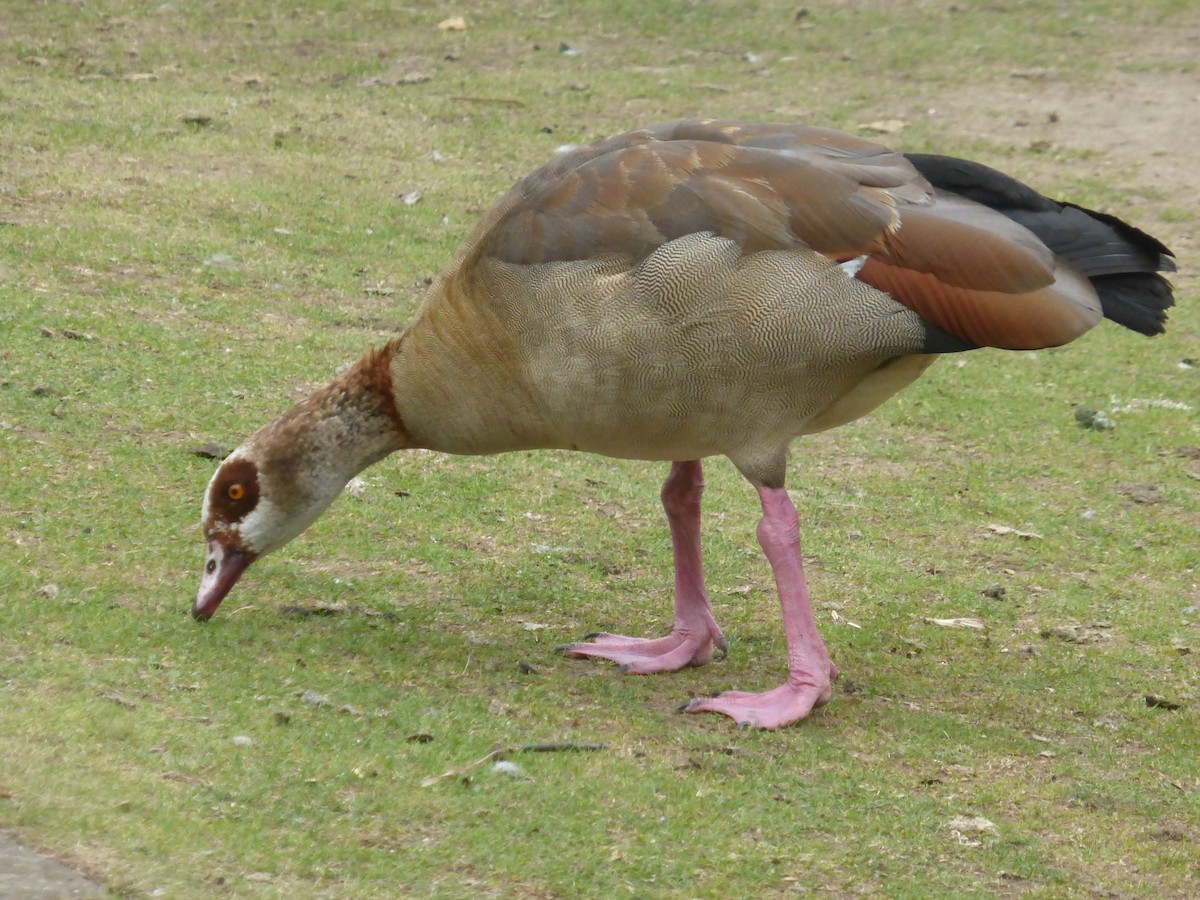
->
[195,120,1175,729]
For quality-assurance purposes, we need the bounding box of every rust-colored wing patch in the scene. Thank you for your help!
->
[858,257,1101,350]
[858,190,1104,348]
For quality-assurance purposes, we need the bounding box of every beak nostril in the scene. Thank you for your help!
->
[206,559,217,574]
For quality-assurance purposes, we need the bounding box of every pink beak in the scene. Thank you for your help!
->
[193,538,256,621]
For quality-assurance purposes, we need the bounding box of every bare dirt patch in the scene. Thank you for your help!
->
[932,18,1200,271]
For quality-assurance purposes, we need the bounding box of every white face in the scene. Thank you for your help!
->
[202,447,346,557]
[235,490,328,556]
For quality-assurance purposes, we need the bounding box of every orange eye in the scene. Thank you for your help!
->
[227,483,245,501]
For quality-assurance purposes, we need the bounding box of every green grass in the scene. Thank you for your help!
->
[2,1,1198,897]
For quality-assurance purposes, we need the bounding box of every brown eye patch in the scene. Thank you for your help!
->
[211,458,260,522]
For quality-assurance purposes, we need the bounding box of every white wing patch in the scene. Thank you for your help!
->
[839,255,868,278]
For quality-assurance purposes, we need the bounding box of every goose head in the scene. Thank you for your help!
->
[194,442,347,620]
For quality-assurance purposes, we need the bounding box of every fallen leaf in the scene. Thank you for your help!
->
[1145,694,1183,711]
[925,617,986,630]
[858,119,908,134]
[987,523,1042,540]
[946,815,998,846]
[1011,67,1056,79]
[189,443,229,460]
[102,690,137,709]
[1118,483,1162,505]
[360,72,431,87]
[1040,623,1112,644]
[830,609,861,628]
[437,16,467,31]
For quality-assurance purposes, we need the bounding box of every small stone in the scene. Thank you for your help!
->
[203,252,236,270]
[492,760,528,778]
[1074,406,1115,430]
[231,735,254,747]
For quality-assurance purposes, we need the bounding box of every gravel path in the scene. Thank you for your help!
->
[0,834,104,899]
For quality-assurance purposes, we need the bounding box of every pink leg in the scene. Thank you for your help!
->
[682,486,836,728]
[561,460,726,674]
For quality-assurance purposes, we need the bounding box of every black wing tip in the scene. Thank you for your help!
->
[906,152,1178,337]
[1093,272,1175,336]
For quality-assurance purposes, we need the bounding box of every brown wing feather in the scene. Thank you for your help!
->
[468,119,1104,351]
[480,121,916,265]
